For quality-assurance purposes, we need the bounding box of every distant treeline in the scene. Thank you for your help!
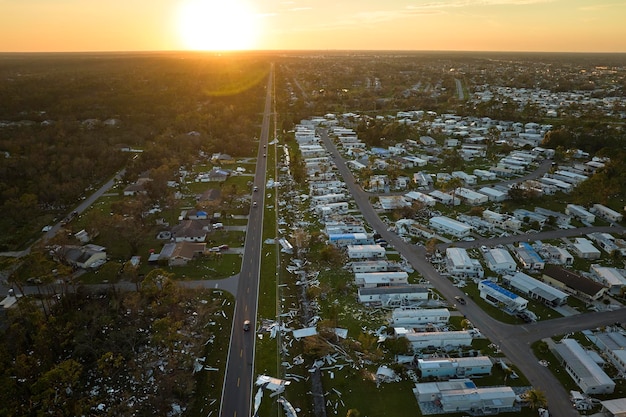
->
[0,52,269,249]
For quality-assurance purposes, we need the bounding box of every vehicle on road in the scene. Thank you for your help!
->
[243,320,251,331]
[253,186,259,192]
[263,153,266,157]
[454,296,466,305]
[252,201,257,207]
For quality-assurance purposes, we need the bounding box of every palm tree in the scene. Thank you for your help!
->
[523,388,548,410]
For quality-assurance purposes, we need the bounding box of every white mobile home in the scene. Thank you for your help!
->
[513,242,545,270]
[347,244,386,260]
[430,216,472,237]
[357,285,429,306]
[591,204,623,223]
[354,271,408,287]
[414,379,515,415]
[417,357,493,379]
[445,247,484,279]
[502,271,568,306]
[551,338,615,395]
[572,238,601,260]
[478,187,507,202]
[390,307,450,327]
[483,248,517,273]
[478,279,528,312]
[566,204,596,223]
[395,329,472,349]
[455,187,488,205]
[351,260,395,273]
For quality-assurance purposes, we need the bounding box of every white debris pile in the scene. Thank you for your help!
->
[256,374,291,397]
[375,365,401,387]
[278,396,299,417]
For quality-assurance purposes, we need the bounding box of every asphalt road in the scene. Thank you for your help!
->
[219,64,274,417]
[319,129,626,417]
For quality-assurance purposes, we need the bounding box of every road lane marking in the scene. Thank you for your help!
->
[240,349,243,357]
[237,377,240,387]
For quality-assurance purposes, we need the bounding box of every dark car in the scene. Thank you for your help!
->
[454,296,466,305]
[243,320,251,331]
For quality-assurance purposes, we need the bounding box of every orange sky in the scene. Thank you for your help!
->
[0,0,625,53]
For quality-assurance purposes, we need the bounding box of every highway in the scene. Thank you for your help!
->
[219,64,274,417]
[319,129,626,417]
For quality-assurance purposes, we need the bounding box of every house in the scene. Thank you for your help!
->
[378,196,410,210]
[357,285,429,306]
[473,169,497,181]
[445,247,484,279]
[601,398,626,417]
[566,204,595,224]
[414,379,515,415]
[403,155,428,167]
[394,329,472,349]
[419,136,437,146]
[315,202,349,217]
[478,187,508,202]
[171,219,211,242]
[542,265,606,301]
[166,241,207,266]
[451,171,477,185]
[591,204,623,223]
[328,233,374,248]
[413,171,433,187]
[502,271,568,306]
[417,356,493,379]
[354,271,408,288]
[513,209,547,227]
[186,209,209,220]
[483,248,517,274]
[454,187,488,205]
[593,331,626,374]
[55,244,107,269]
[204,168,229,182]
[571,238,601,260]
[351,260,397,273]
[430,216,472,238]
[346,244,386,260]
[390,307,450,328]
[404,191,436,207]
[512,242,545,270]
[123,177,152,196]
[482,210,522,231]
[551,338,615,395]
[590,265,626,295]
[588,232,626,256]
[429,190,456,206]
[478,280,528,312]
[540,245,574,266]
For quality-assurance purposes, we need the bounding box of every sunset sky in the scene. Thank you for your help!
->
[1,0,625,53]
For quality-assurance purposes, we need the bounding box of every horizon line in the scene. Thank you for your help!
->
[1,49,626,55]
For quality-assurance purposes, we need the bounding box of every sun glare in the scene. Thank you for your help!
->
[177,0,259,51]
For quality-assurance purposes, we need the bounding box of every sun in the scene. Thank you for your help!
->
[177,0,259,51]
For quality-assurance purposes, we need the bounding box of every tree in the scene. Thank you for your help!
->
[31,359,84,416]
[523,388,548,410]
